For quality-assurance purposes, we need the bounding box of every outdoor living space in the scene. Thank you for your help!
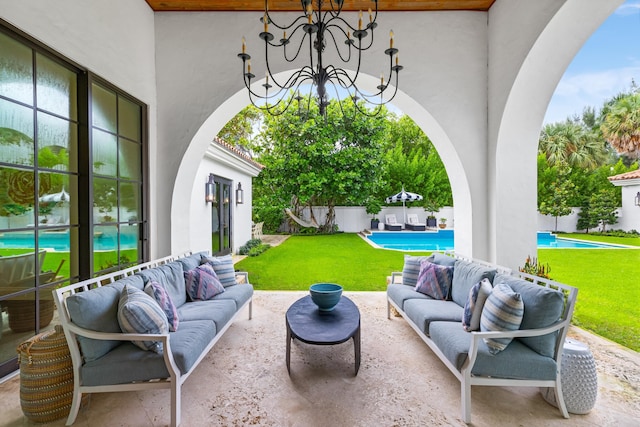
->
[1,290,638,426]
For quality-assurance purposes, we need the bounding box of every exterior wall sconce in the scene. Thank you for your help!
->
[205,174,216,203]
[236,182,244,205]
[635,191,640,207]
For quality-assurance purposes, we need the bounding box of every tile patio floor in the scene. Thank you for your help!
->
[0,290,638,427]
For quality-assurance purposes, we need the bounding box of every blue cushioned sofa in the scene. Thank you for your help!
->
[53,251,253,427]
[386,252,578,424]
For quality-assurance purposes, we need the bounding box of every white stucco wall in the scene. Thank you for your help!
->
[155,10,487,258]
[0,0,160,256]
[192,156,256,254]
[487,0,624,268]
[612,183,640,232]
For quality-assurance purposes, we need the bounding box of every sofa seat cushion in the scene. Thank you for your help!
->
[387,284,430,310]
[451,260,497,307]
[404,299,464,335]
[493,273,564,357]
[177,300,237,331]
[429,321,557,380]
[81,319,216,385]
[66,275,145,363]
[136,262,187,308]
[211,283,253,310]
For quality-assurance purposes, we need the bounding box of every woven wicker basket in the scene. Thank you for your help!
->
[17,324,73,423]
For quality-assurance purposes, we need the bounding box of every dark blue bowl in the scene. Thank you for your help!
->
[309,283,343,311]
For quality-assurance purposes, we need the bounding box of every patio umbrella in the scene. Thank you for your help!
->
[39,188,70,203]
[385,187,423,224]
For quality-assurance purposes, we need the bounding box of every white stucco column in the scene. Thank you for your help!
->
[487,0,623,269]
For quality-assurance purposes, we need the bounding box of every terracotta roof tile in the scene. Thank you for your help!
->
[212,137,264,169]
[608,169,640,181]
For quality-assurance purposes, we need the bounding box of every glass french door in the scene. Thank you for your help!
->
[210,176,232,255]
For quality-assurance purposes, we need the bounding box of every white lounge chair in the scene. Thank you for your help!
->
[385,214,402,231]
[405,214,426,231]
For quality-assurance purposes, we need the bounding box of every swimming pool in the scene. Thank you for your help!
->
[365,230,627,251]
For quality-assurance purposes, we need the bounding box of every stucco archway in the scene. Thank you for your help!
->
[170,71,473,256]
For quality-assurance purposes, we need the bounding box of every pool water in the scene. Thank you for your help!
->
[366,230,626,251]
[0,228,138,251]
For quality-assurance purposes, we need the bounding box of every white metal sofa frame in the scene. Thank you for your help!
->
[53,252,252,427]
[387,252,578,423]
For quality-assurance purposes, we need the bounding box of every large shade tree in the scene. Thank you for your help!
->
[254,96,388,233]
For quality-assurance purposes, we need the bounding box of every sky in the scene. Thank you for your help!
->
[543,0,640,124]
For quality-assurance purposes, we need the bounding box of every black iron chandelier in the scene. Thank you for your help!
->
[238,0,402,117]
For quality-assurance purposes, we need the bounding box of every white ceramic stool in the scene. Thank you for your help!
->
[542,338,598,414]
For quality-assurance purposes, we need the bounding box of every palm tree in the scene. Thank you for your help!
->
[601,92,640,159]
[539,120,607,169]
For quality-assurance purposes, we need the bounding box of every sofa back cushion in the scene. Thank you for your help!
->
[66,275,144,362]
[451,260,497,307]
[136,261,186,308]
[201,254,237,287]
[428,252,457,267]
[175,252,207,273]
[493,273,564,357]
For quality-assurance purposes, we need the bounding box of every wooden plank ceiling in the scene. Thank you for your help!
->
[145,1,496,12]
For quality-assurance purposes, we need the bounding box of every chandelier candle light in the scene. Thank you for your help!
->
[238,0,402,117]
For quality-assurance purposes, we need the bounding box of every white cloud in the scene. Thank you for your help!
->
[615,1,640,16]
[544,66,640,124]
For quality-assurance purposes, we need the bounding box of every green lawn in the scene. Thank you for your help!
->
[237,233,640,351]
[235,233,430,291]
[539,234,640,351]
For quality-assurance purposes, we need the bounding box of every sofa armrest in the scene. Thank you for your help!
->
[465,320,569,368]
[235,271,250,284]
[66,321,170,343]
[390,272,403,284]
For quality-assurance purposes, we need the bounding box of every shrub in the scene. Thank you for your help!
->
[248,243,271,257]
[238,238,262,255]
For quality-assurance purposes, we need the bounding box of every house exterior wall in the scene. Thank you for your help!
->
[192,157,255,254]
[0,0,160,256]
[613,183,640,232]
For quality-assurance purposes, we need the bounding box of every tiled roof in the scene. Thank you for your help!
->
[212,137,264,169]
[608,169,640,181]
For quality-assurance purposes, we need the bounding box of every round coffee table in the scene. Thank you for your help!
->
[286,295,361,375]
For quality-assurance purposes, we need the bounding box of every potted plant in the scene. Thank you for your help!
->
[423,199,440,228]
[439,218,447,229]
[365,198,382,230]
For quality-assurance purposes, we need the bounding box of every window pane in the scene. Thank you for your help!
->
[119,182,140,222]
[0,31,33,105]
[119,138,140,180]
[118,97,141,142]
[92,128,117,176]
[93,224,117,274]
[36,53,77,120]
[38,172,74,227]
[0,98,34,166]
[120,223,140,265]
[93,177,117,223]
[37,112,77,172]
[91,83,116,132]
[0,167,37,229]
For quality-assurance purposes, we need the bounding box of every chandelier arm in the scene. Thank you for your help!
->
[264,65,314,94]
[323,25,354,63]
[282,25,312,63]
